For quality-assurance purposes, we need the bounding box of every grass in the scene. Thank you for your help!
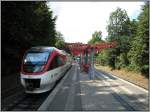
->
[95,64,149,90]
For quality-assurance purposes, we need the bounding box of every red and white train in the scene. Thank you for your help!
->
[20,47,72,93]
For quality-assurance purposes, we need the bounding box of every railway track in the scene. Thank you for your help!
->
[2,66,72,111]
[2,82,58,111]
[2,86,50,111]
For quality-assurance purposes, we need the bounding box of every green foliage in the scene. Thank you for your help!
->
[115,53,129,70]
[128,3,149,76]
[55,32,65,49]
[128,19,138,38]
[55,40,65,49]
[105,7,131,69]
[2,2,57,76]
[96,49,109,66]
[88,31,103,44]
[95,4,149,77]
[107,7,130,40]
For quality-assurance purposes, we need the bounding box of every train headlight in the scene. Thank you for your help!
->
[24,59,27,63]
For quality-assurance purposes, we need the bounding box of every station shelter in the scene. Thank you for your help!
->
[65,42,117,73]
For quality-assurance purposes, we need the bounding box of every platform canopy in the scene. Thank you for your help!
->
[65,41,117,56]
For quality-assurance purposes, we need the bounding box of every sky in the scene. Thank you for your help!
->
[47,2,144,44]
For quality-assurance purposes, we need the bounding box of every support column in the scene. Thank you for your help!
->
[91,48,94,66]
[80,53,83,71]
[85,48,88,65]
[91,48,95,79]
[88,48,95,80]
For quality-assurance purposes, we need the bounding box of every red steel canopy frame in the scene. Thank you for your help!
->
[65,42,117,56]
[65,41,117,72]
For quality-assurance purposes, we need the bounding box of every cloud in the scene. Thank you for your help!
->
[47,2,144,44]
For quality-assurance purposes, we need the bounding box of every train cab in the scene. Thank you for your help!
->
[20,47,71,93]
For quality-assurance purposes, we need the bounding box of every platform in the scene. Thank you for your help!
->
[38,64,148,111]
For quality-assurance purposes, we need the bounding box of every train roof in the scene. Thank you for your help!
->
[28,46,67,55]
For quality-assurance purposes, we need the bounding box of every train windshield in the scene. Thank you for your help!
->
[23,51,50,73]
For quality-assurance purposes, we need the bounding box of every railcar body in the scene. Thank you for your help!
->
[20,47,71,93]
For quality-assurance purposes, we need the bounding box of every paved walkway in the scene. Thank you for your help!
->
[45,65,82,110]
[39,64,148,111]
[80,72,127,110]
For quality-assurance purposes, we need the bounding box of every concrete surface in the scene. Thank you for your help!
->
[38,63,149,111]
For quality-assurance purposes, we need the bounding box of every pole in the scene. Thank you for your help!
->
[80,53,83,72]
[85,48,88,65]
[91,48,95,79]
[88,47,95,80]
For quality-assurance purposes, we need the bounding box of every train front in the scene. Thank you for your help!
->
[20,48,52,93]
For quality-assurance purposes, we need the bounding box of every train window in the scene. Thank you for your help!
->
[48,55,66,70]
[48,56,59,70]
[23,51,50,73]
[57,56,64,66]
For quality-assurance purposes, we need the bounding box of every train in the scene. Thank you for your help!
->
[20,47,72,93]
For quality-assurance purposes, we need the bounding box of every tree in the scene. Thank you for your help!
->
[128,2,149,76]
[2,1,57,76]
[55,32,65,49]
[88,31,103,44]
[96,49,109,66]
[128,19,138,39]
[106,7,131,69]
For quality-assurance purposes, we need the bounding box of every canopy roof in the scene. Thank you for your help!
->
[65,42,117,56]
